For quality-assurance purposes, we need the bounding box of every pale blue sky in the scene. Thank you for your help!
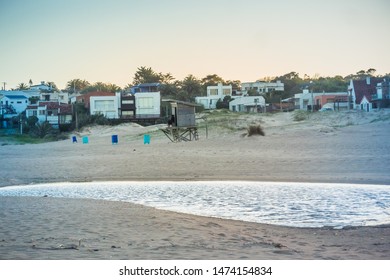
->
[1,0,389,89]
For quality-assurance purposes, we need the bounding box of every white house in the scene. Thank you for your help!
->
[90,94,120,119]
[348,77,387,112]
[135,91,161,118]
[40,91,69,104]
[195,83,232,109]
[229,96,266,113]
[0,95,28,114]
[29,81,53,92]
[25,101,73,128]
[294,89,348,111]
[241,80,284,94]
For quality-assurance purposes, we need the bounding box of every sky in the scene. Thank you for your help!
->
[0,0,389,90]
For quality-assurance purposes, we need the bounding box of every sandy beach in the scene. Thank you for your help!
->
[1,110,390,259]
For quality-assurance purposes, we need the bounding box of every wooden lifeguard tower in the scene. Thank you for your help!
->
[160,99,199,142]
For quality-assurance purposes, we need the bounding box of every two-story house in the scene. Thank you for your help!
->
[241,80,284,95]
[25,101,72,128]
[195,83,232,109]
[348,77,388,112]
[130,83,161,119]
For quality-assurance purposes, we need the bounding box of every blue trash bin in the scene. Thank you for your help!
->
[72,136,77,143]
[144,134,150,144]
[112,135,118,144]
[82,136,89,144]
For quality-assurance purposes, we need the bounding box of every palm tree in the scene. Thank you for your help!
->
[16,83,29,90]
[132,66,162,85]
[180,74,202,100]
[66,79,90,93]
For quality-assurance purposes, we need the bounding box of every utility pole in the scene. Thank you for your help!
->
[2,82,6,91]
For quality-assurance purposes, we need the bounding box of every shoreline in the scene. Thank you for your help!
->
[2,175,390,188]
[1,180,390,231]
[1,196,390,260]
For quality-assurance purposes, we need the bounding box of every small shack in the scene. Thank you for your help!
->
[161,99,199,142]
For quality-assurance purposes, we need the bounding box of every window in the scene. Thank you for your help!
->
[122,111,134,116]
[94,100,115,111]
[223,89,231,95]
[122,100,134,104]
[137,97,153,109]
[39,110,45,115]
[47,110,58,116]
[209,89,218,96]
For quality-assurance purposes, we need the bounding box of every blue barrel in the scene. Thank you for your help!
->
[112,135,118,144]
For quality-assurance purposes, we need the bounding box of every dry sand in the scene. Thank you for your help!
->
[1,110,390,259]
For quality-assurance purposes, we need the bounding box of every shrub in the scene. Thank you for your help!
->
[293,110,310,121]
[30,121,54,138]
[247,124,265,136]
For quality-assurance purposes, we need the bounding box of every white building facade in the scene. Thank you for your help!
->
[90,94,120,119]
[241,80,284,94]
[294,89,348,110]
[229,96,266,113]
[135,91,161,118]
[195,83,232,109]
[0,95,28,114]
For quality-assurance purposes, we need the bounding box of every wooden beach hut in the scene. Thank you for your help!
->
[160,99,200,142]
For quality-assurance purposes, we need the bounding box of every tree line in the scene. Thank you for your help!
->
[15,67,388,104]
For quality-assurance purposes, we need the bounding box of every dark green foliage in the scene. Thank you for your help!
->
[26,116,38,128]
[30,121,54,138]
[216,96,232,109]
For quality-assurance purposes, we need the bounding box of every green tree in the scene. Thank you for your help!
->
[216,95,232,109]
[132,66,162,84]
[80,82,121,94]
[201,74,225,87]
[367,68,376,76]
[179,74,203,101]
[160,82,180,99]
[160,72,175,84]
[30,121,53,138]
[66,79,90,93]
[47,81,59,92]
[226,79,241,94]
[16,83,29,90]
[247,88,259,96]
[275,72,303,96]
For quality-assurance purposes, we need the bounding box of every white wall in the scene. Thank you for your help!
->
[195,83,232,109]
[90,96,119,119]
[241,80,284,94]
[135,91,161,118]
[229,96,266,112]
[1,96,28,113]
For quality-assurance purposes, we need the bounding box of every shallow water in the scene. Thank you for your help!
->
[1,181,390,228]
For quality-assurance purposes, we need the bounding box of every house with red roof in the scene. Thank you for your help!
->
[26,101,72,128]
[348,77,389,111]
